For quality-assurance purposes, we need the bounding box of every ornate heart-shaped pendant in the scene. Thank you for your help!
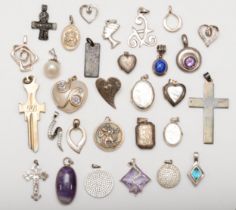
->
[80,4,98,24]
[118,52,137,74]
[96,77,121,109]
[198,25,219,47]
[163,79,186,106]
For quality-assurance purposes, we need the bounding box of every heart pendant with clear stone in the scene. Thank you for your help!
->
[198,24,219,47]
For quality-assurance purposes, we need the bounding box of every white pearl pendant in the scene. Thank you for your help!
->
[44,59,60,79]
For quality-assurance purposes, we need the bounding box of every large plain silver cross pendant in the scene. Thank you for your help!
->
[189,73,229,144]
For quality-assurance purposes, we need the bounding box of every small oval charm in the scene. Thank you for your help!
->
[163,6,182,33]
[56,158,76,205]
[61,16,80,51]
[131,75,155,110]
[176,34,201,72]
[153,45,168,76]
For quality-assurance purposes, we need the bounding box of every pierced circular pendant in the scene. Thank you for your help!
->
[131,75,155,110]
[94,117,124,152]
[157,160,181,189]
[163,117,183,146]
[176,34,201,72]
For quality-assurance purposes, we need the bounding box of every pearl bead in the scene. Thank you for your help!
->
[44,59,60,79]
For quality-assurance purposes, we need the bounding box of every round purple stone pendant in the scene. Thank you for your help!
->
[176,34,201,72]
[56,158,76,205]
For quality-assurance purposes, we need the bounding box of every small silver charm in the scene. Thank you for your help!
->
[118,51,137,74]
[157,160,181,189]
[128,7,157,48]
[80,4,98,24]
[48,111,63,151]
[188,152,205,186]
[163,6,182,33]
[44,48,60,79]
[131,75,155,110]
[67,119,86,154]
[176,34,201,72]
[23,160,48,201]
[11,35,38,72]
[163,117,183,146]
[84,164,114,198]
[198,25,219,47]
[102,19,121,49]
[84,38,100,78]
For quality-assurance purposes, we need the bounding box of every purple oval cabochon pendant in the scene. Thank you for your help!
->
[56,166,77,204]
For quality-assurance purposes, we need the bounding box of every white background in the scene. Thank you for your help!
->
[0,0,235,209]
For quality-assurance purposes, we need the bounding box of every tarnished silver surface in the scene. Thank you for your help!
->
[198,25,219,47]
[118,51,137,74]
[189,73,229,144]
[80,4,98,24]
[84,38,100,78]
[163,6,182,32]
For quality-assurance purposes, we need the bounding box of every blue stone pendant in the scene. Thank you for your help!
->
[153,45,168,76]
[188,152,205,186]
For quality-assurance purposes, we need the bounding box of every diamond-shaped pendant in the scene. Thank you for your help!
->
[188,152,205,186]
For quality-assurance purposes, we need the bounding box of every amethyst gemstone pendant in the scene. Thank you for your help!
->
[121,159,150,195]
[176,34,201,72]
[56,158,76,205]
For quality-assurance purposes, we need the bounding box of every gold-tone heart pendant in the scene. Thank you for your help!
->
[118,52,137,74]
[198,25,219,47]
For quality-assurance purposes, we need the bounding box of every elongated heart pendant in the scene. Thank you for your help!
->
[80,4,98,24]
[163,79,186,106]
[96,77,121,109]
[118,51,137,74]
[198,25,219,47]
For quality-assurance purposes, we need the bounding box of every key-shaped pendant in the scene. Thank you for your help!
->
[19,76,46,152]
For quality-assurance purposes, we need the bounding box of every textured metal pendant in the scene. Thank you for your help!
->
[121,159,151,195]
[94,117,124,152]
[163,79,186,106]
[157,160,181,189]
[198,25,219,47]
[118,51,137,74]
[176,34,201,72]
[84,38,100,78]
[164,117,183,146]
[131,75,155,110]
[84,164,114,198]
[96,77,121,109]
[135,118,155,149]
[61,16,80,51]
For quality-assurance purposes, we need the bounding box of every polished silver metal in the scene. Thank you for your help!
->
[128,7,157,48]
[163,117,183,146]
[189,73,229,144]
[80,4,98,24]
[198,25,219,47]
[118,51,137,74]
[131,74,155,110]
[67,119,86,154]
[23,160,48,201]
[163,6,182,32]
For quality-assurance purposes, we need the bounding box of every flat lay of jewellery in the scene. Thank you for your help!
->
[94,117,124,152]
[189,73,229,144]
[163,117,183,146]
[163,79,186,106]
[11,35,38,72]
[80,4,98,24]
[188,152,205,186]
[131,74,155,110]
[44,48,60,79]
[84,164,114,198]
[163,6,182,33]
[157,160,181,189]
[102,19,121,49]
[176,34,202,72]
[118,51,137,74]
[19,76,46,153]
[198,24,219,47]
[31,5,57,41]
[61,16,80,51]
[84,38,100,78]
[23,160,48,201]
[128,7,157,48]
[48,111,63,151]
[96,77,121,109]
[121,159,151,195]
[52,76,88,113]
[67,119,87,154]
[135,118,155,149]
[56,158,76,205]
[152,45,168,76]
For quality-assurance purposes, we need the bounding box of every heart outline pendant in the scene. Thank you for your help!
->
[163,79,186,106]
[198,25,219,47]
[96,77,121,109]
[118,51,137,74]
[80,4,98,24]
